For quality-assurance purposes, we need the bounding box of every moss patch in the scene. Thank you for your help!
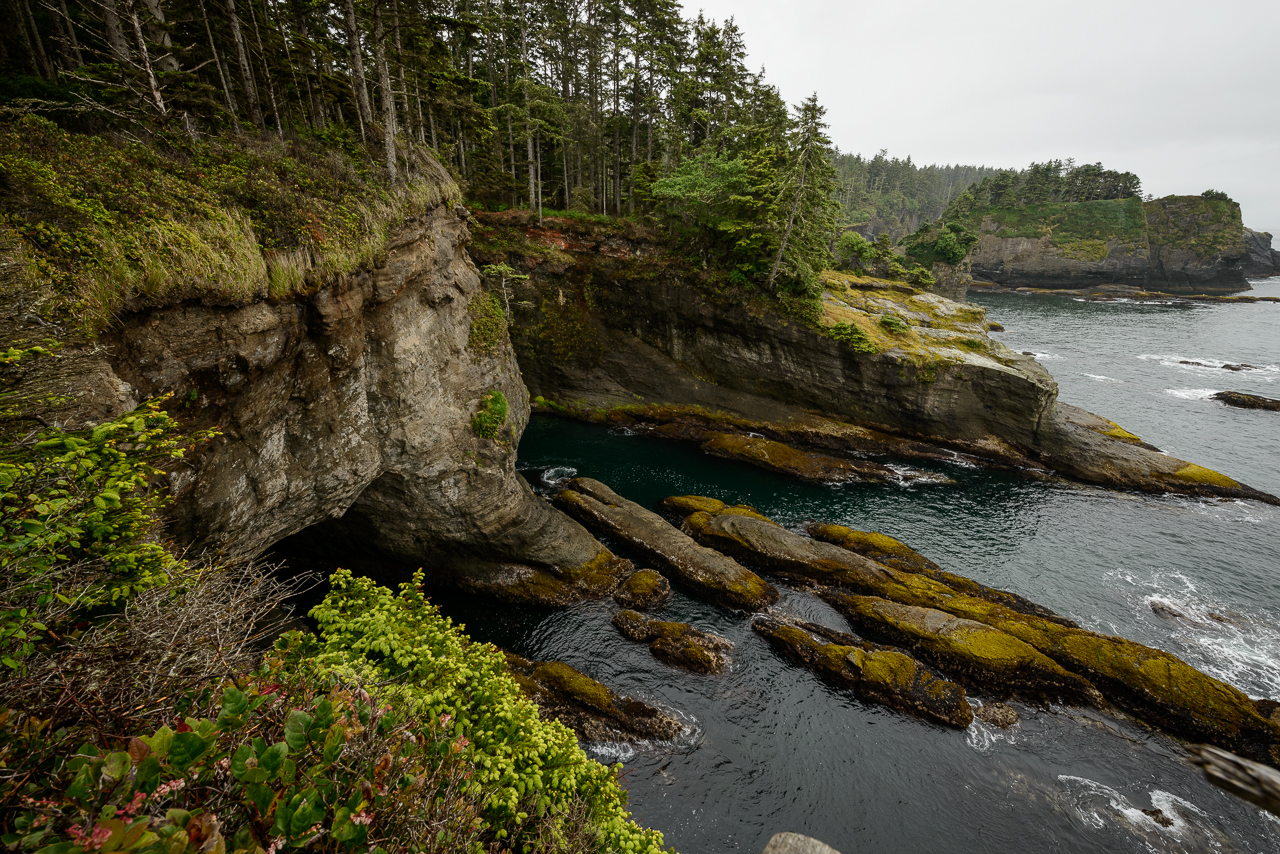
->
[1169,463,1240,488]
[1101,422,1145,444]
[532,661,616,714]
[467,292,507,354]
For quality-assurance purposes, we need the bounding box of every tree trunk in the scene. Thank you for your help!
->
[341,0,372,129]
[99,0,132,64]
[57,0,84,67]
[223,0,263,130]
[128,6,166,115]
[768,141,813,290]
[372,0,396,180]
[247,0,283,137]
[139,0,178,72]
[197,0,239,123]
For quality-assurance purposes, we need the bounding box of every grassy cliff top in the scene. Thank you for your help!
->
[963,197,1148,246]
[0,116,458,335]
[1143,195,1246,256]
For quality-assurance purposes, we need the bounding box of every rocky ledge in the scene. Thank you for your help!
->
[475,211,1278,506]
[1214,391,1280,412]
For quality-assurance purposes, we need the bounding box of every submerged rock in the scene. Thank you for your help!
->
[761,832,843,854]
[613,569,673,610]
[504,652,683,742]
[612,609,732,673]
[818,591,1101,706]
[1213,391,1280,412]
[553,478,779,610]
[976,702,1020,728]
[752,615,973,728]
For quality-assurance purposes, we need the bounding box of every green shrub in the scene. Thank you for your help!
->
[1201,189,1231,202]
[878,314,910,334]
[828,322,878,353]
[470,391,509,440]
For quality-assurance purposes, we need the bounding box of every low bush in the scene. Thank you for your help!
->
[470,391,510,441]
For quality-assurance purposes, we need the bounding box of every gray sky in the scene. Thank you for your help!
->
[680,0,1280,235]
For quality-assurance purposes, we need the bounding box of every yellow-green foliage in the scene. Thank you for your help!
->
[1055,238,1111,262]
[0,116,458,333]
[305,570,666,851]
[827,321,879,353]
[467,292,507,354]
[969,198,1147,245]
[1100,422,1145,444]
[470,390,509,440]
[1168,463,1239,488]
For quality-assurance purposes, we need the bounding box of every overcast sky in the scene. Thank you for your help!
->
[680,0,1280,235]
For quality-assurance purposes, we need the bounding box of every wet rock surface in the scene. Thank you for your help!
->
[752,614,973,728]
[817,591,1101,706]
[680,494,1280,763]
[553,477,779,610]
[612,609,733,673]
[700,431,903,483]
[975,702,1020,728]
[1213,391,1280,412]
[504,652,683,743]
[613,569,673,610]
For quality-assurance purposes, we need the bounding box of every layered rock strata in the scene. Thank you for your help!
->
[752,614,973,728]
[553,478,778,610]
[476,211,1276,505]
[671,495,1280,764]
[51,202,627,603]
[968,196,1252,293]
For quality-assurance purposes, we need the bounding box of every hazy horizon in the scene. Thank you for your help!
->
[680,0,1280,236]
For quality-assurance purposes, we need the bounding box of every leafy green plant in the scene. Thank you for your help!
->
[470,391,509,441]
[827,322,878,353]
[878,314,910,334]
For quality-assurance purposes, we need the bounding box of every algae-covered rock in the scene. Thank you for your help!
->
[701,432,901,484]
[818,591,1100,706]
[806,521,1075,625]
[553,478,779,610]
[660,495,778,525]
[752,615,972,728]
[504,653,683,742]
[976,702,1019,728]
[613,569,673,610]
[611,609,732,673]
[688,503,1280,762]
[1213,391,1280,412]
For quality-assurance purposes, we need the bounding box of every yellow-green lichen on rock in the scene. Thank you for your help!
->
[1168,463,1240,488]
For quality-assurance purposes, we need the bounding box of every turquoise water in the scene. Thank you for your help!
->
[436,279,1280,853]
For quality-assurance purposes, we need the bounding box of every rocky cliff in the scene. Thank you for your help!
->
[473,210,1277,506]
[1243,228,1280,278]
[967,196,1251,293]
[7,202,628,604]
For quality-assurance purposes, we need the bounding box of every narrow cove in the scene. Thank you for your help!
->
[434,285,1280,854]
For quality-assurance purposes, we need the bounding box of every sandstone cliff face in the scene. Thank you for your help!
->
[968,196,1251,293]
[62,205,623,602]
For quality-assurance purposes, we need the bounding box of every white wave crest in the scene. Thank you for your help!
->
[1165,388,1219,400]
[1139,353,1280,380]
[541,466,578,486]
[1107,569,1280,699]
[1057,775,1209,842]
[1084,374,1121,382]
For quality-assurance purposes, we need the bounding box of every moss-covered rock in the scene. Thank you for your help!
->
[701,432,903,484]
[553,478,778,611]
[975,702,1019,728]
[456,545,631,606]
[806,522,1074,625]
[613,569,673,610]
[752,615,973,728]
[817,591,1100,706]
[504,652,684,743]
[610,610,732,674]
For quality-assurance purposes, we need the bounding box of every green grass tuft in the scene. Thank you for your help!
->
[471,389,510,440]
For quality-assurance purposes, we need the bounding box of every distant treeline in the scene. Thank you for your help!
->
[941,159,1143,222]
[830,149,1006,239]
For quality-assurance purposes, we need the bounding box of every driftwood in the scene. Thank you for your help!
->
[1194,745,1280,815]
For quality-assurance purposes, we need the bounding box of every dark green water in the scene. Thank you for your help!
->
[437,279,1280,853]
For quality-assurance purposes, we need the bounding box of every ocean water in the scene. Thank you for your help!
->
[433,278,1280,854]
